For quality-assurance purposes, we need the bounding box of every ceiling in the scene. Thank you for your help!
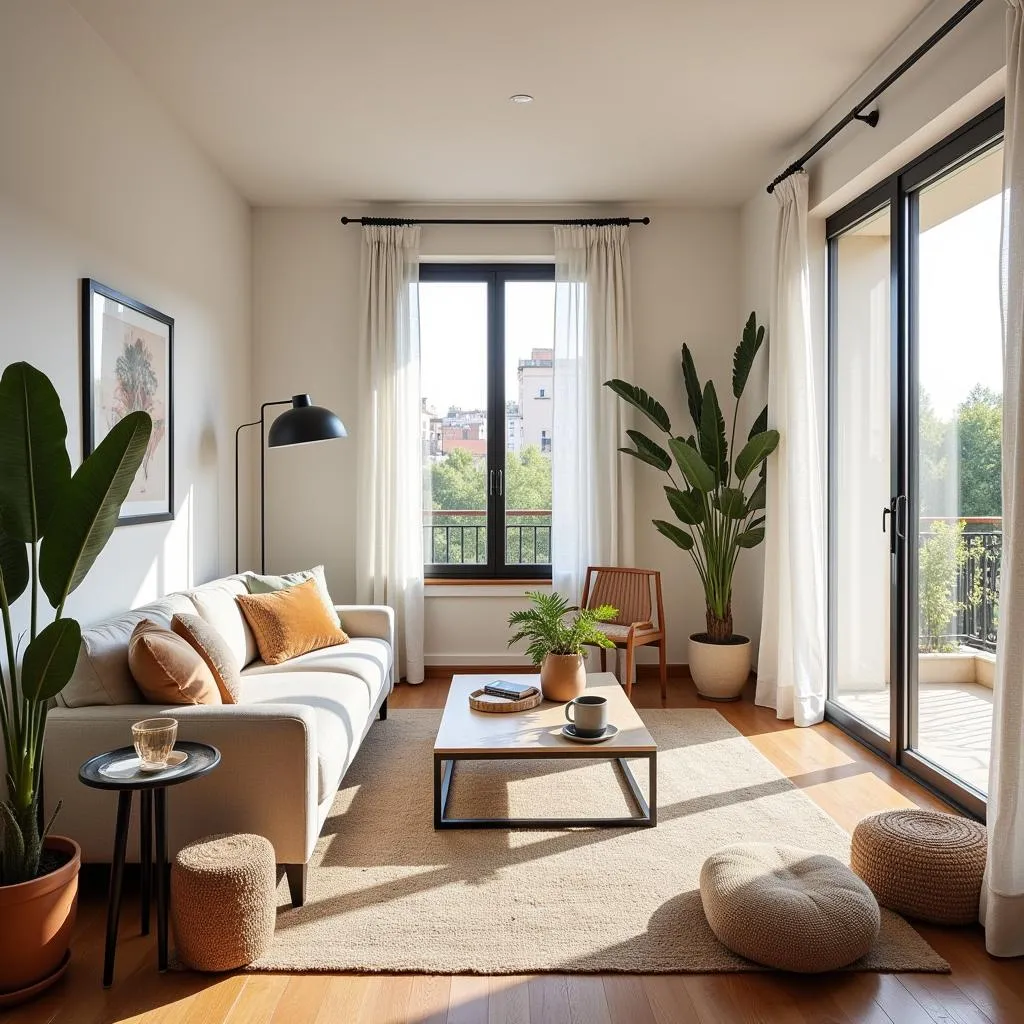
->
[70,0,935,206]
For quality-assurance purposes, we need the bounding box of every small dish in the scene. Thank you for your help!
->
[560,723,619,744]
[138,750,188,773]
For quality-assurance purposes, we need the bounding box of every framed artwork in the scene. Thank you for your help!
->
[81,279,174,525]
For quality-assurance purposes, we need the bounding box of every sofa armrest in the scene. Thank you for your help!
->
[44,703,320,864]
[335,605,394,648]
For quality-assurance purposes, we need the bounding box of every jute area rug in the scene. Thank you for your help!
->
[252,709,948,974]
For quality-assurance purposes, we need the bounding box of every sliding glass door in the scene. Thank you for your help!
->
[826,104,1003,815]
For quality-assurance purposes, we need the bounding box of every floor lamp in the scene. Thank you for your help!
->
[235,394,347,573]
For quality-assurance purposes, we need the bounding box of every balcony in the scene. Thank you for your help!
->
[425,509,551,566]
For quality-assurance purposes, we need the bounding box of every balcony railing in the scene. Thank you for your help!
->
[919,518,1000,654]
[425,509,551,565]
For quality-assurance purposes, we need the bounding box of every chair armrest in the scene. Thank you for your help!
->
[335,605,395,648]
[44,703,319,864]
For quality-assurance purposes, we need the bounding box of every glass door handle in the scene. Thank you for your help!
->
[894,494,907,539]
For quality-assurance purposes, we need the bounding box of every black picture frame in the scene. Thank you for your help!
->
[81,279,174,526]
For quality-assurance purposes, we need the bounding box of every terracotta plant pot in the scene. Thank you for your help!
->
[688,633,751,701]
[540,653,586,702]
[0,836,80,1006]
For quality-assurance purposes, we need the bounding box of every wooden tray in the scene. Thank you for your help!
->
[469,687,543,713]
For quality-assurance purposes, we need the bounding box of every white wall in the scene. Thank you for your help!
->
[0,0,252,632]
[253,204,745,667]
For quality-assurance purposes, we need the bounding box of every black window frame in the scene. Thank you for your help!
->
[825,100,1004,820]
[420,262,555,581]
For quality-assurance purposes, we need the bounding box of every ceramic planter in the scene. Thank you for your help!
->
[540,653,587,702]
[0,836,80,1007]
[688,633,751,701]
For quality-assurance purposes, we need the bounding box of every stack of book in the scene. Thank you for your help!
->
[483,680,539,701]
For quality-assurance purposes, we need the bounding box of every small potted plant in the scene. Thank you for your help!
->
[604,313,779,700]
[0,362,151,1004]
[507,591,617,701]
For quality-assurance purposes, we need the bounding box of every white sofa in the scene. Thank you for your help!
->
[43,574,393,906]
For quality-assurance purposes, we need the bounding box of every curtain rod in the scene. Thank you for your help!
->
[340,216,650,226]
[766,0,986,194]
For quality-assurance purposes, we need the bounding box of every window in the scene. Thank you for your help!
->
[420,264,555,578]
[826,102,1003,816]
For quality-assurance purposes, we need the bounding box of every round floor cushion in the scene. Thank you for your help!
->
[699,843,880,972]
[851,809,986,925]
[171,833,276,971]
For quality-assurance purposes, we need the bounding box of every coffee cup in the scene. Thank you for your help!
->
[564,695,608,737]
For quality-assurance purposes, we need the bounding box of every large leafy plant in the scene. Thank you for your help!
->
[0,363,151,884]
[604,313,779,643]
[508,591,617,664]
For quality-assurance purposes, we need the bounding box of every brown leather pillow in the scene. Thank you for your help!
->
[128,619,222,705]
[171,613,241,704]
[236,578,349,666]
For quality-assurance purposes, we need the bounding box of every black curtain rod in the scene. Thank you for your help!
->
[766,0,985,194]
[340,216,650,226]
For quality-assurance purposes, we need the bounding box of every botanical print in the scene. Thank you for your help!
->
[100,315,168,502]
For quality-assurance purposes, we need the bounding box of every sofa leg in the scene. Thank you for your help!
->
[282,863,307,908]
[379,696,388,721]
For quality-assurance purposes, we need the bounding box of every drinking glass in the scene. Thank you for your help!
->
[132,718,178,769]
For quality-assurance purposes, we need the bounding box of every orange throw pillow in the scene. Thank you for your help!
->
[128,619,222,705]
[236,578,350,666]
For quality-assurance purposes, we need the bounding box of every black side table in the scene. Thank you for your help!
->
[79,741,220,988]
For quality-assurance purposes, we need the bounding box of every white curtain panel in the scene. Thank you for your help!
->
[551,225,636,602]
[755,173,827,727]
[355,225,425,684]
[981,0,1024,957]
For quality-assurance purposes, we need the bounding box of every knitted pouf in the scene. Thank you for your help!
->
[699,843,880,972]
[171,833,276,971]
[851,809,987,926]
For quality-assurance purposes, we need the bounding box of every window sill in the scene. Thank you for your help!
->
[424,579,552,598]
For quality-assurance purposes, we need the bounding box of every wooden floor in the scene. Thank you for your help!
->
[10,675,1024,1024]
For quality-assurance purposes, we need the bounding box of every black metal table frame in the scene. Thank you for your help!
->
[78,743,220,988]
[433,749,657,829]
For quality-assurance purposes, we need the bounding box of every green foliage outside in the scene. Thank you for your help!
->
[919,520,966,653]
[919,384,1001,518]
[427,445,552,564]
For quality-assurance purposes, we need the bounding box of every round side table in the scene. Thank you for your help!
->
[79,742,220,988]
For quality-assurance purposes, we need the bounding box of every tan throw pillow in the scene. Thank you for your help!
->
[128,620,222,705]
[244,565,342,628]
[171,613,241,704]
[236,578,350,666]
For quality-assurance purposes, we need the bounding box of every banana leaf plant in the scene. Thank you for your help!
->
[604,313,779,643]
[0,362,152,885]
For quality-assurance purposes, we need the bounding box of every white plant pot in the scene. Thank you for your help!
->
[688,633,751,701]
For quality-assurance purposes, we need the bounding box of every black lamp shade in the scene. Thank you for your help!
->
[267,394,347,448]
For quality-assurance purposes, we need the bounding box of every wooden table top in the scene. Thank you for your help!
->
[434,673,657,756]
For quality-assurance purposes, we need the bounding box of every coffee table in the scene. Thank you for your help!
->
[433,672,656,830]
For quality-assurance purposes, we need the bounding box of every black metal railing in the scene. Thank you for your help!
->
[918,518,1000,654]
[424,509,551,565]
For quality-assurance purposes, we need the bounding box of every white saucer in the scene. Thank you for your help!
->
[100,750,188,780]
[561,723,618,744]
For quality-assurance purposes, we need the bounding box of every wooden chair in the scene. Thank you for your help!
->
[580,566,667,702]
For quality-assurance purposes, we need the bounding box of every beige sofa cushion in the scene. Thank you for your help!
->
[241,640,389,802]
[189,576,258,671]
[171,613,241,704]
[60,594,198,708]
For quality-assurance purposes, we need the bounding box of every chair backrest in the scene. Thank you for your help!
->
[581,567,662,628]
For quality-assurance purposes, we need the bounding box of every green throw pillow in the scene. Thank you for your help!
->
[245,565,342,628]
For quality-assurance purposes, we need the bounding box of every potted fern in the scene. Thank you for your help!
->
[0,362,151,1003]
[507,592,617,701]
[604,313,778,700]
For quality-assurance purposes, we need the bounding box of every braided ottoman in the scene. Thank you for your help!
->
[851,809,986,925]
[171,833,276,971]
[699,843,880,972]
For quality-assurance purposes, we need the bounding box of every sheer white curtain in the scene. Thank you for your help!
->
[355,225,425,684]
[981,0,1024,957]
[755,173,827,727]
[551,225,636,602]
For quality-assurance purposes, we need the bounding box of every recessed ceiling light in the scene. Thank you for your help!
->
[509,93,534,104]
